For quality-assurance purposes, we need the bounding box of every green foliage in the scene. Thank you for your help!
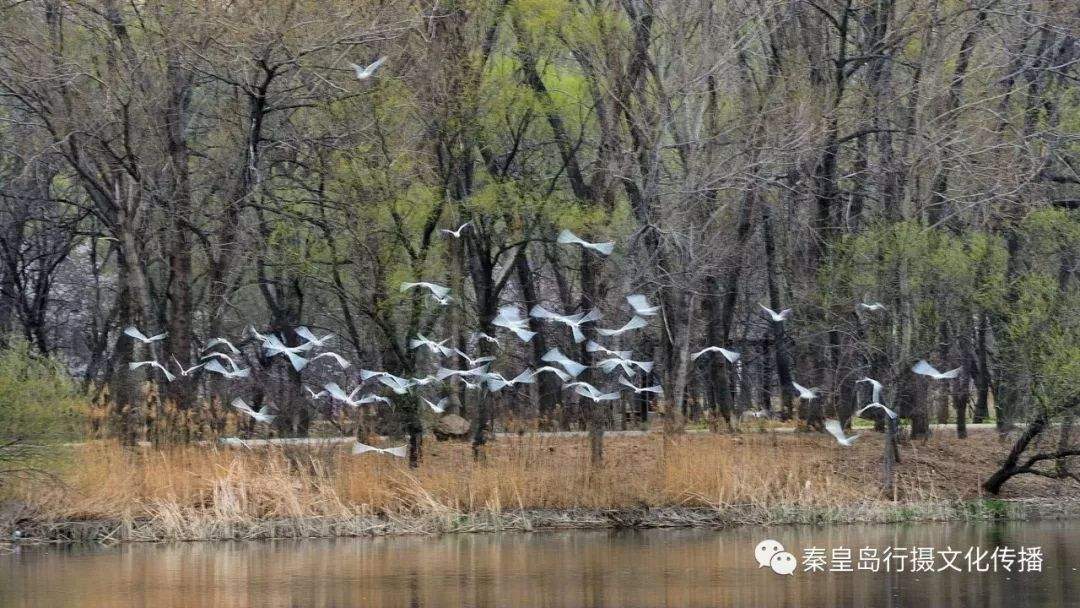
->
[0,338,85,444]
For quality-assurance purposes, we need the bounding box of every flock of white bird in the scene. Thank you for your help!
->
[123,55,964,454]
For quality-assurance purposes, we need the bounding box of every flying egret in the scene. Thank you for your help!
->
[262,334,310,371]
[626,294,660,316]
[359,369,386,381]
[378,374,414,394]
[690,346,741,363]
[856,377,884,404]
[912,360,962,380]
[585,341,632,359]
[324,382,364,406]
[202,358,250,379]
[352,441,407,457]
[791,381,820,400]
[453,349,496,368]
[349,56,387,80]
[423,397,449,414]
[556,229,614,256]
[305,386,328,399]
[129,360,175,382]
[296,326,334,347]
[595,356,653,376]
[409,334,453,357]
[231,398,276,424]
[855,402,898,420]
[532,365,573,382]
[596,315,647,338]
[566,381,620,402]
[171,357,205,377]
[435,365,488,381]
[124,326,166,344]
[492,305,536,342]
[441,222,471,238]
[541,347,588,377]
[471,332,501,347]
[400,282,450,298]
[430,293,453,306]
[759,304,793,322]
[858,302,887,312]
[202,337,240,355]
[617,376,663,395]
[311,352,351,369]
[529,305,602,343]
[355,394,391,406]
[824,419,860,447]
[484,369,535,391]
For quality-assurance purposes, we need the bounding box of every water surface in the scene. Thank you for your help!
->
[2,520,1077,606]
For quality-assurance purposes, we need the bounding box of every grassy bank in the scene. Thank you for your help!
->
[3,430,1079,544]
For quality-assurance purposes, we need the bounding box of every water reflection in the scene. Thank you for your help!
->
[1,520,1076,607]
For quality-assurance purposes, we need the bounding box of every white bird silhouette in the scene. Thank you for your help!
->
[856,377,884,403]
[441,222,471,238]
[359,369,386,381]
[129,360,175,382]
[352,441,407,457]
[377,374,415,394]
[760,304,793,322]
[791,381,819,400]
[626,294,660,316]
[409,334,453,357]
[596,315,647,338]
[472,332,501,347]
[618,376,663,395]
[492,305,536,342]
[858,302,887,312]
[349,56,387,80]
[595,356,653,376]
[202,358,250,379]
[231,398,275,424]
[324,382,364,406]
[912,360,962,380]
[541,347,588,377]
[430,293,454,306]
[855,402,898,420]
[530,305,602,343]
[585,341,632,359]
[296,326,334,347]
[356,394,391,406]
[311,352,351,369]
[423,397,449,414]
[532,365,573,382]
[201,337,240,355]
[435,365,489,381]
[124,326,166,344]
[171,356,205,377]
[460,378,483,390]
[453,349,496,368]
[556,229,614,256]
[261,334,310,371]
[484,369,535,391]
[410,374,440,387]
[690,346,741,363]
[566,381,620,402]
[305,386,327,399]
[824,419,860,446]
[400,282,450,298]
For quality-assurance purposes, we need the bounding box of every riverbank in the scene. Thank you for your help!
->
[3,429,1079,544]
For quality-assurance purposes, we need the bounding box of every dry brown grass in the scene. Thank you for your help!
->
[6,429,1079,541]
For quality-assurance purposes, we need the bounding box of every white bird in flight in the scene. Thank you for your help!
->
[305,386,327,399]
[472,332,500,347]
[541,347,588,377]
[824,419,860,447]
[556,229,614,256]
[231,398,276,424]
[596,315,647,338]
[353,441,406,457]
[566,381,620,402]
[618,376,663,395]
[595,356,653,376]
[377,374,415,395]
[529,305,602,343]
[484,369,535,391]
[585,341,632,359]
[296,326,334,348]
[311,352,351,369]
[324,382,364,407]
[435,365,489,381]
[129,360,175,382]
[453,349,495,368]
[124,326,166,344]
[856,377,884,404]
[532,365,573,382]
[262,334,310,371]
[858,302,887,312]
[626,294,660,316]
[492,305,536,342]
[791,381,819,400]
[410,334,453,357]
[201,337,240,355]
[423,397,449,414]
[912,360,962,380]
[401,282,450,299]
[855,402,898,420]
[760,305,793,322]
[202,358,250,379]
[691,346,741,363]
[350,56,387,80]
[441,222,471,238]
[171,357,205,377]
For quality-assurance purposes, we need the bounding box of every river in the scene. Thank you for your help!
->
[2,519,1077,606]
